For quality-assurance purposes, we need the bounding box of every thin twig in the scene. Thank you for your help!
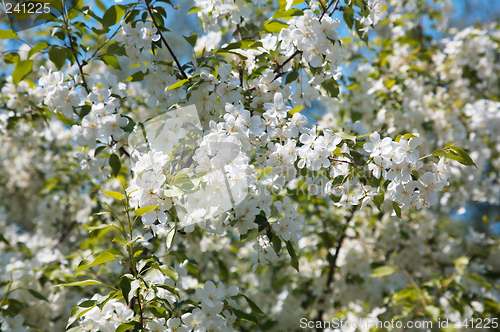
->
[329,157,366,166]
[62,4,90,94]
[316,206,357,331]
[319,0,341,22]
[145,0,187,79]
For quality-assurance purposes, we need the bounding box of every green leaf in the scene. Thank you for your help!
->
[49,47,67,70]
[74,252,117,275]
[271,234,282,254]
[241,295,265,315]
[374,190,384,211]
[134,204,160,216]
[264,20,289,33]
[221,40,262,51]
[289,105,304,115]
[184,33,198,47]
[28,41,49,59]
[343,5,354,30]
[67,304,96,328]
[100,55,121,70]
[395,133,418,142]
[280,0,305,10]
[4,53,20,64]
[285,241,299,272]
[109,154,121,177]
[432,145,477,168]
[27,289,49,302]
[167,74,199,90]
[285,69,299,85]
[102,191,123,201]
[168,78,189,90]
[12,60,33,86]
[157,284,180,298]
[0,29,18,39]
[160,265,179,284]
[392,201,402,219]
[234,309,258,325]
[370,265,396,277]
[187,6,201,14]
[273,8,303,19]
[102,5,127,27]
[166,224,176,250]
[116,323,138,332]
[119,276,132,305]
[86,223,113,233]
[149,305,167,318]
[59,280,114,288]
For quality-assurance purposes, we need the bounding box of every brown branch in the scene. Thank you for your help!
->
[145,0,188,79]
[319,0,341,22]
[316,206,357,331]
[62,5,90,94]
[329,157,366,166]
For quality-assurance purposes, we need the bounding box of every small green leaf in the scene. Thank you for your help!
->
[285,70,299,85]
[74,252,117,275]
[184,33,198,47]
[116,323,138,332]
[166,225,176,250]
[102,191,123,201]
[109,154,121,177]
[12,60,33,86]
[102,5,127,27]
[371,265,396,277]
[395,133,418,142]
[241,295,265,315]
[187,6,201,14]
[160,265,179,284]
[100,55,121,70]
[285,241,299,272]
[134,204,160,216]
[67,304,96,328]
[234,309,258,325]
[271,234,282,255]
[264,20,289,33]
[59,280,114,288]
[168,78,189,90]
[392,201,402,219]
[273,8,303,19]
[0,29,18,39]
[28,41,49,59]
[289,105,304,115]
[49,47,67,70]
[4,53,20,64]
[87,223,113,232]
[27,289,49,302]
[119,276,132,305]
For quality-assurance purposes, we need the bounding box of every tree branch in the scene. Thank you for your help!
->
[319,0,341,22]
[316,206,357,331]
[145,0,188,79]
[62,4,90,94]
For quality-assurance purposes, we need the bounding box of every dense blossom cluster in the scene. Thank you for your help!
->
[1,0,500,331]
